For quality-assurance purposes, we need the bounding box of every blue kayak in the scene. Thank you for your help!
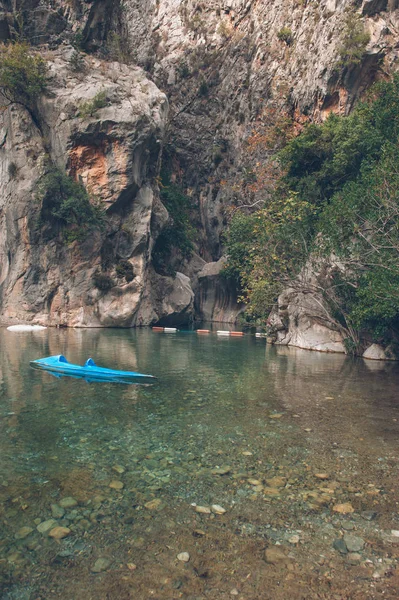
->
[30,355,155,383]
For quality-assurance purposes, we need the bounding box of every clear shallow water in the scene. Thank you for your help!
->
[1,327,399,599]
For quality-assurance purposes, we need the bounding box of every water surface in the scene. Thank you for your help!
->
[1,328,399,599]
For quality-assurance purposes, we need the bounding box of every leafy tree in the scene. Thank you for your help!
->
[0,42,47,120]
[224,74,399,348]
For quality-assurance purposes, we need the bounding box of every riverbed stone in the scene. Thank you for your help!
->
[211,504,226,514]
[15,527,34,540]
[49,526,71,540]
[91,558,111,573]
[37,519,57,534]
[211,466,232,475]
[346,552,362,565]
[144,498,162,510]
[195,505,211,514]
[333,503,355,514]
[333,538,348,554]
[248,479,262,486]
[264,547,291,564]
[314,473,329,480]
[343,535,365,552]
[112,465,126,474]
[109,480,124,490]
[362,510,378,521]
[51,504,65,519]
[177,552,190,562]
[59,497,78,509]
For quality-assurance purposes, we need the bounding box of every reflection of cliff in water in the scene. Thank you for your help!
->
[267,344,399,458]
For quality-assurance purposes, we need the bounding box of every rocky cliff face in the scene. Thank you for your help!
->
[1,0,399,337]
[0,46,196,327]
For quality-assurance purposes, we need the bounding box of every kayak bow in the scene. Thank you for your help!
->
[30,355,155,382]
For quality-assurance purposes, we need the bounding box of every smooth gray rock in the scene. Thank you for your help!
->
[343,535,365,553]
[91,558,111,573]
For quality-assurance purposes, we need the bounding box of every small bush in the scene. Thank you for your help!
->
[37,167,105,240]
[217,21,233,40]
[337,11,370,70]
[93,271,115,292]
[277,27,293,45]
[106,32,132,64]
[69,50,86,73]
[8,162,18,179]
[198,78,209,97]
[115,260,135,282]
[0,42,48,113]
[79,91,108,118]
[177,61,190,79]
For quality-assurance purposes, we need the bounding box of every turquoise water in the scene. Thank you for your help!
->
[1,327,399,599]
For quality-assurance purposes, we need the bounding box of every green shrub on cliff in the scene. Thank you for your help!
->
[0,42,48,117]
[78,91,109,118]
[152,171,195,276]
[225,75,399,343]
[38,167,104,242]
[336,11,370,70]
[277,27,293,45]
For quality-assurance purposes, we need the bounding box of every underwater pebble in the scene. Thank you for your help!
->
[109,480,124,490]
[37,519,57,534]
[333,503,355,514]
[195,505,211,514]
[346,552,362,565]
[193,529,206,537]
[242,451,253,456]
[344,535,364,552]
[59,497,78,509]
[177,552,190,562]
[211,504,226,515]
[144,499,162,510]
[333,539,347,554]
[15,527,33,540]
[127,563,137,571]
[288,535,300,544]
[49,527,71,540]
[248,479,262,486]
[91,558,111,573]
[314,473,329,480]
[51,504,65,519]
[112,465,125,474]
[211,466,232,476]
[264,547,291,564]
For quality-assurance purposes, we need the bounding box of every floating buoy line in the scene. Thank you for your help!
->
[152,326,267,338]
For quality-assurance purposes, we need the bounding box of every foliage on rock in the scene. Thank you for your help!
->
[0,42,48,117]
[336,11,370,70]
[37,167,104,242]
[152,171,195,277]
[224,75,399,346]
[277,27,293,45]
[78,90,108,118]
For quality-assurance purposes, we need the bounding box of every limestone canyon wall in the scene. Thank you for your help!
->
[1,0,399,336]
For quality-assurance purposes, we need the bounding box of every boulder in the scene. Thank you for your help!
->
[195,257,244,323]
[362,344,398,361]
